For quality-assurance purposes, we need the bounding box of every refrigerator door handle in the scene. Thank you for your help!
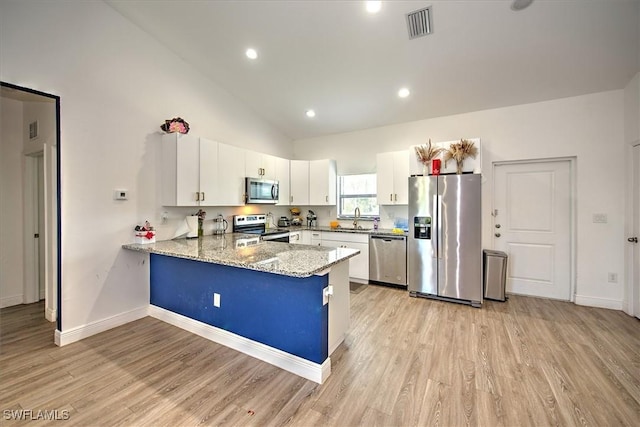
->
[437,195,443,259]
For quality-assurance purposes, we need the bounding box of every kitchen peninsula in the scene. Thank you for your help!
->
[123,234,359,383]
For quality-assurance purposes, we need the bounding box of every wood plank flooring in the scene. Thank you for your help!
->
[1,286,639,426]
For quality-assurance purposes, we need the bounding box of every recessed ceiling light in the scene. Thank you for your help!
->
[245,48,258,59]
[366,1,382,14]
[306,110,316,118]
[398,88,410,98]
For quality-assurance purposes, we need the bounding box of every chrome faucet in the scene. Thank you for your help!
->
[353,207,361,229]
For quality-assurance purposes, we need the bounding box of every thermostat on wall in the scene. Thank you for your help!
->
[114,189,128,200]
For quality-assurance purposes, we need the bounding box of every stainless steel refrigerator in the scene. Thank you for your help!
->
[408,174,482,307]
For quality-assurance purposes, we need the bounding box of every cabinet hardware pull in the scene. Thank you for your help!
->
[201,192,205,201]
[390,193,393,202]
[326,195,328,202]
[394,194,397,201]
[196,192,200,201]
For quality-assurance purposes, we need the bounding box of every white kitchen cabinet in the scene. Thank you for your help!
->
[376,150,409,205]
[274,156,290,206]
[290,160,310,205]
[299,229,312,245]
[245,151,277,180]
[289,230,302,244]
[321,232,369,282]
[409,138,482,176]
[217,142,246,206]
[309,159,337,205]
[161,133,218,206]
[310,230,322,246]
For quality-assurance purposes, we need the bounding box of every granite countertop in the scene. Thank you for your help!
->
[287,225,408,236]
[122,233,359,278]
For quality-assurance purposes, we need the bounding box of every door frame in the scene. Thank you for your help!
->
[2,81,61,330]
[626,143,640,318]
[491,157,577,302]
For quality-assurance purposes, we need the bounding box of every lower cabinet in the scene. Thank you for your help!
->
[321,232,369,282]
[289,230,311,245]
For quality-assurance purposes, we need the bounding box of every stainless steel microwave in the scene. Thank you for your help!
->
[245,177,279,204]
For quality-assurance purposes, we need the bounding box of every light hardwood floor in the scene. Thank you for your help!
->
[1,286,639,426]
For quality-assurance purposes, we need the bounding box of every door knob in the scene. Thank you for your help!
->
[495,233,501,238]
[495,224,501,229]
[629,237,638,243]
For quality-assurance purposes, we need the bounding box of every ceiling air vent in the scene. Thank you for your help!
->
[406,6,432,39]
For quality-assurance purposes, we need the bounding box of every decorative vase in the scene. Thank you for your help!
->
[423,163,429,176]
[456,159,464,174]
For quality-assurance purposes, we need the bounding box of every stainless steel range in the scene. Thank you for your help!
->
[232,214,290,242]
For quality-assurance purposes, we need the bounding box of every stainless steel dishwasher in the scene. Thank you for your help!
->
[369,234,407,287]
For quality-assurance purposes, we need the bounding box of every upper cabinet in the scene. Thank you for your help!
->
[274,157,290,206]
[309,159,337,206]
[376,150,409,205]
[217,142,246,206]
[289,159,336,206]
[161,133,218,206]
[245,151,277,180]
[290,160,310,205]
[409,138,482,176]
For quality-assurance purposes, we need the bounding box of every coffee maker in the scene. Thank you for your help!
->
[306,210,317,228]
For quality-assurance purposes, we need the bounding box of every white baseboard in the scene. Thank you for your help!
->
[0,294,24,308]
[45,306,57,322]
[149,305,331,384]
[349,278,368,284]
[55,306,149,347]
[574,294,623,311]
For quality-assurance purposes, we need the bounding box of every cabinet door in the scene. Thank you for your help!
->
[245,151,263,178]
[346,241,369,281]
[199,138,218,206]
[376,152,395,205]
[290,160,309,205]
[218,143,246,206]
[161,133,200,206]
[309,159,336,205]
[275,156,290,206]
[300,230,311,245]
[392,150,409,205]
[261,154,277,180]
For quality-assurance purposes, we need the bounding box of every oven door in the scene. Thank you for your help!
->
[261,232,290,243]
[245,178,279,204]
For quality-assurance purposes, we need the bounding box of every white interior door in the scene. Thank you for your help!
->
[493,160,572,300]
[631,145,640,318]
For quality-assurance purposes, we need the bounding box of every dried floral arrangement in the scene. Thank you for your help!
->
[415,139,444,165]
[444,139,478,174]
[160,117,190,134]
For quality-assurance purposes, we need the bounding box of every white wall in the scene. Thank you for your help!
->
[0,97,25,308]
[293,91,627,309]
[0,1,292,334]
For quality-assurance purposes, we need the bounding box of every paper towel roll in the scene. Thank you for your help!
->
[186,216,199,237]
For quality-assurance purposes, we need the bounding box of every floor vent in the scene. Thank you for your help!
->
[406,6,432,39]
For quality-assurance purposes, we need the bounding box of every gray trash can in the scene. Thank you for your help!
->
[483,250,508,302]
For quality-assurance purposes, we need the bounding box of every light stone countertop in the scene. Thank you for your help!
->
[122,233,359,278]
[287,225,408,236]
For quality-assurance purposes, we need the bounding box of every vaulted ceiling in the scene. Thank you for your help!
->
[106,0,640,140]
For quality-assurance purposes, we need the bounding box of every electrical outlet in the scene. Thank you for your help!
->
[113,189,128,200]
[213,293,221,307]
[608,273,618,283]
[593,213,608,223]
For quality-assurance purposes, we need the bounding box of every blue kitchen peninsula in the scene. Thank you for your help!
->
[123,234,358,383]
